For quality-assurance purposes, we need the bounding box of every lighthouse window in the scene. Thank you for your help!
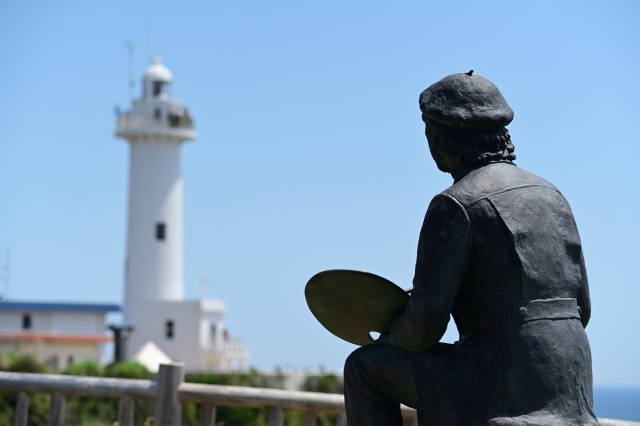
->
[156,223,166,241]
[154,108,161,120]
[165,320,174,339]
[22,314,32,330]
[153,81,165,97]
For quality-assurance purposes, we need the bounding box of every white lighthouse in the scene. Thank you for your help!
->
[118,56,193,313]
[115,57,248,372]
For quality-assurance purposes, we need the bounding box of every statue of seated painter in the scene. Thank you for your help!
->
[340,72,598,425]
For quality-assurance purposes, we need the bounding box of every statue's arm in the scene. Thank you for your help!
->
[577,248,591,328]
[381,193,471,351]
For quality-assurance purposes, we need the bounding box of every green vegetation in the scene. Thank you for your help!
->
[298,374,345,426]
[0,353,47,374]
[0,355,152,426]
[0,354,351,426]
[183,369,283,426]
[302,374,343,395]
[61,360,152,425]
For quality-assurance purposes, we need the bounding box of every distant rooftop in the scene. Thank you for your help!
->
[0,301,120,313]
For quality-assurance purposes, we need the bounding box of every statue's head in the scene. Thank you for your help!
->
[419,72,515,175]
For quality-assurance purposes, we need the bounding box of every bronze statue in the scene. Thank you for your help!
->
[306,72,598,425]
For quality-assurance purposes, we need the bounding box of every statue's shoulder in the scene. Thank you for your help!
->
[442,162,560,208]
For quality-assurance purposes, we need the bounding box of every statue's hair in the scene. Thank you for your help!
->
[423,116,516,172]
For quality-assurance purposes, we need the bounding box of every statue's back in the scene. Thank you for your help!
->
[417,161,599,425]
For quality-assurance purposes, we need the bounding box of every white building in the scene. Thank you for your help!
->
[115,56,248,372]
[0,302,119,370]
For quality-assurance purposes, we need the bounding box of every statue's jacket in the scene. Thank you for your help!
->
[386,161,599,425]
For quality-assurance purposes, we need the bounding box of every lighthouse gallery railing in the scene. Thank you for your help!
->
[117,111,194,132]
[0,363,636,426]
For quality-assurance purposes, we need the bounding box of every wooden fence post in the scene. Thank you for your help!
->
[199,401,216,426]
[304,411,316,426]
[118,395,135,426]
[155,363,185,426]
[14,392,29,426]
[336,411,347,426]
[47,391,65,426]
[268,406,284,426]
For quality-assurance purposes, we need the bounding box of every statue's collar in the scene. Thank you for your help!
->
[452,159,515,183]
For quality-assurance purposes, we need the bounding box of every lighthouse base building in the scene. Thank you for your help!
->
[115,57,248,372]
[126,299,248,372]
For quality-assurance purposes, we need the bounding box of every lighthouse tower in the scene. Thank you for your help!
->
[115,57,247,371]
[116,56,195,322]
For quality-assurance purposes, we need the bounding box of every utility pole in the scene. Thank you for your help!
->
[123,41,135,101]
[0,248,10,300]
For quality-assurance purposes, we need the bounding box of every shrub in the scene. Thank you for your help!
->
[63,360,103,377]
[104,361,149,379]
[0,354,47,374]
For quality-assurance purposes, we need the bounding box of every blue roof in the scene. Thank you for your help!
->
[0,301,121,313]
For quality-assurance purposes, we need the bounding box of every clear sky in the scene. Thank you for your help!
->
[0,1,638,385]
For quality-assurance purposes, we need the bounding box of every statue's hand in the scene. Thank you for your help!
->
[380,322,392,334]
[375,332,390,344]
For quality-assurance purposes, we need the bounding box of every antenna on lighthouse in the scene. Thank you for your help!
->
[123,41,135,100]
[200,272,210,300]
[146,13,153,63]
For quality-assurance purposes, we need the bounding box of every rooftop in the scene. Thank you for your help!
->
[0,331,113,343]
[0,301,120,313]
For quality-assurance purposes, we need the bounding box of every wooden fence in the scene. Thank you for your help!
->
[0,363,637,426]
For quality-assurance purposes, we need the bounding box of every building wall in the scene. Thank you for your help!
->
[126,300,201,366]
[52,313,105,334]
[0,312,106,334]
[198,306,225,353]
[196,336,249,372]
[0,311,110,371]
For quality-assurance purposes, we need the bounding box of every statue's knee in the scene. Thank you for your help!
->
[344,345,373,380]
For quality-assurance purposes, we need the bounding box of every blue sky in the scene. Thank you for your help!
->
[0,1,638,385]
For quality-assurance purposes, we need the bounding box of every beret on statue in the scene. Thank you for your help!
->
[419,72,514,130]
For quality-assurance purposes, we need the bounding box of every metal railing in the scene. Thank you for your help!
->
[0,363,637,426]
[116,112,194,132]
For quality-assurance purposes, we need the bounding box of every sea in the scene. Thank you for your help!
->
[594,387,640,422]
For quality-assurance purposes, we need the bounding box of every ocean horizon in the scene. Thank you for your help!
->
[594,387,640,422]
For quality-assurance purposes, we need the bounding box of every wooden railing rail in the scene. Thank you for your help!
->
[177,382,418,419]
[0,363,637,426]
[0,370,157,398]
